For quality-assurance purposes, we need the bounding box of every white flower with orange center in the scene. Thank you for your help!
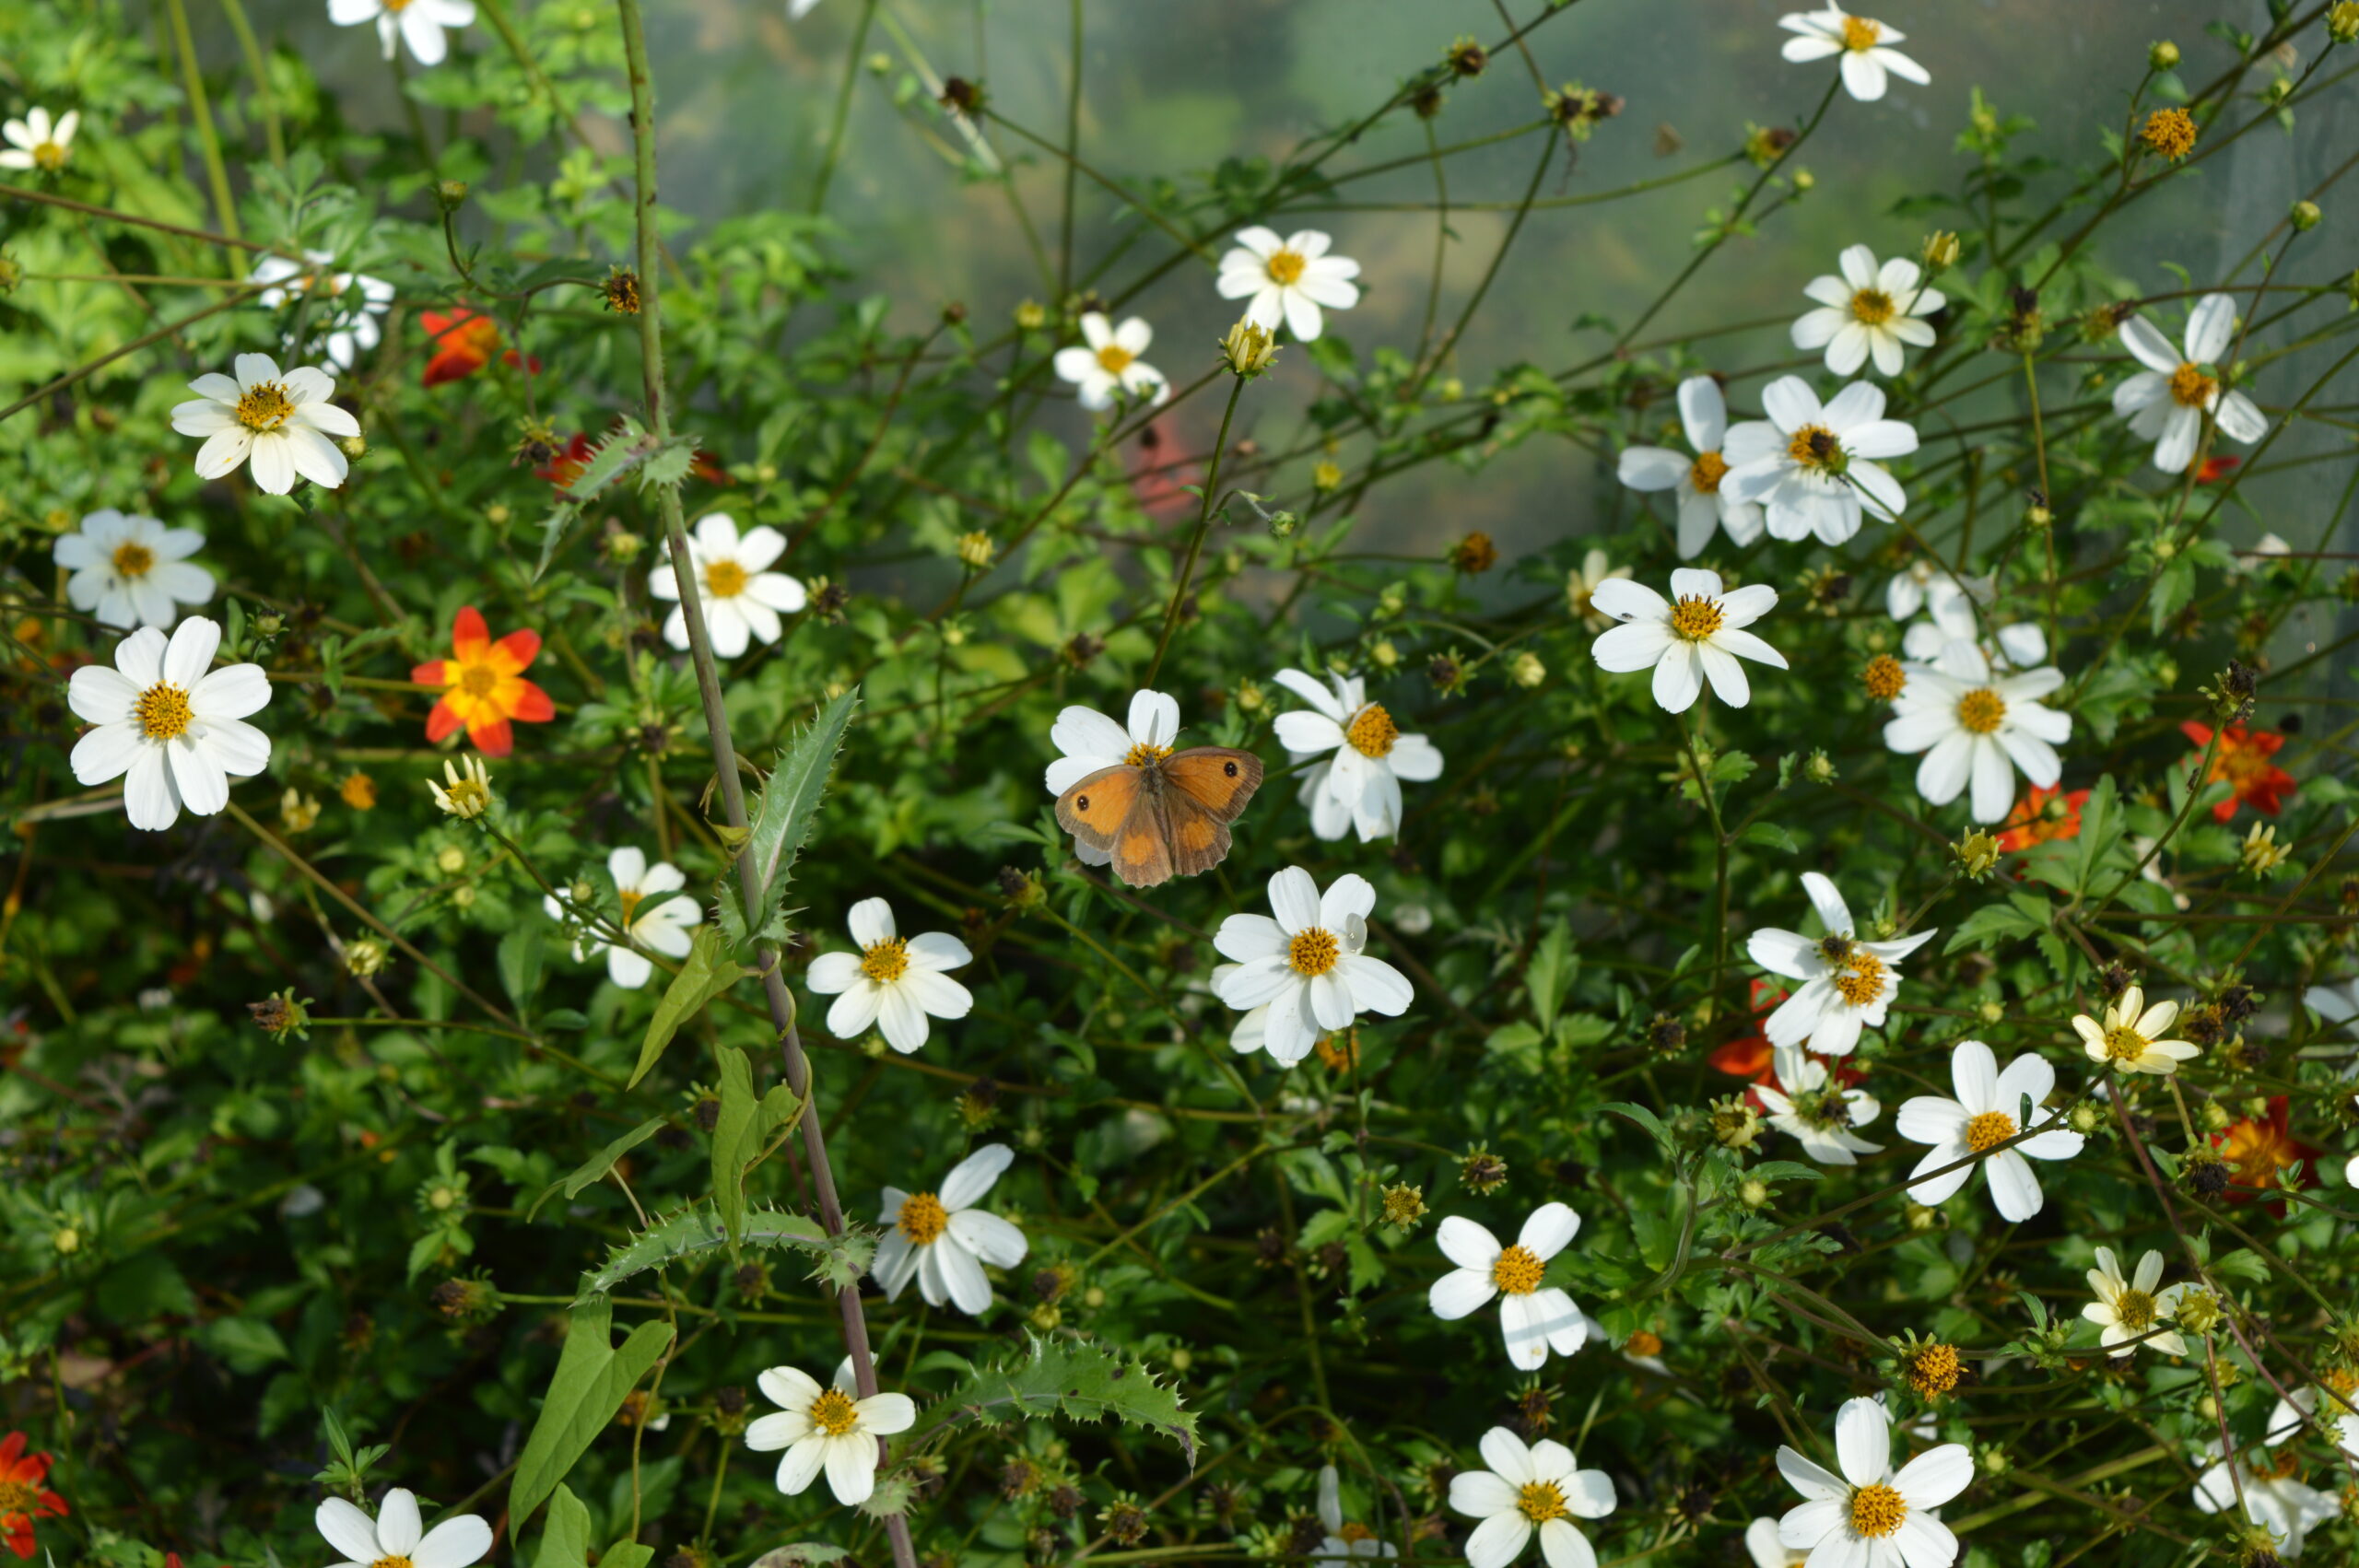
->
[1215,226,1361,342]
[68,616,272,833]
[745,1362,916,1505]
[327,0,477,65]
[1564,548,1633,631]
[1883,639,2071,823]
[1775,1397,1971,1568]
[1211,867,1414,1067]
[1312,1464,1398,1561]
[1745,872,1933,1056]
[871,1142,1028,1317]
[2113,293,2270,474]
[1778,6,1928,101]
[805,895,974,1055]
[648,512,808,657]
[2081,1246,2190,1358]
[1448,1426,1615,1568]
[541,847,701,990]
[1427,1201,1588,1371]
[1721,377,1919,545]
[1792,245,1943,378]
[1754,1044,1883,1165]
[0,107,78,172]
[314,1487,491,1568]
[170,353,361,495]
[1044,688,1185,867]
[1270,668,1442,842]
[2193,1436,2341,1559]
[1052,312,1169,410]
[54,509,215,631]
[2071,984,2199,1077]
[1894,1039,2083,1220]
[1614,376,1766,558]
[249,249,396,371]
[1589,568,1787,714]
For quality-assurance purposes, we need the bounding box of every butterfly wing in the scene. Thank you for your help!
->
[1056,764,1144,853]
[1156,748,1264,878]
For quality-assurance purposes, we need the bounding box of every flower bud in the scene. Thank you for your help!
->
[2148,40,2179,70]
[1921,230,1960,272]
[1219,317,1279,378]
[1953,829,2001,881]
[1509,651,1545,688]
[2334,2,2359,44]
[2292,199,2322,232]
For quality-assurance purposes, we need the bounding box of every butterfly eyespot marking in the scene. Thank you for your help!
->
[1075,794,1090,811]
[1224,761,1238,777]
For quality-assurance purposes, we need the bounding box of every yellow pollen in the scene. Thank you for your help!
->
[704,558,749,598]
[2101,1024,2149,1063]
[1123,741,1173,767]
[1491,1243,1544,1295]
[1515,1480,1568,1524]
[1345,703,1400,757]
[1265,249,1308,286]
[1288,927,1341,977]
[33,140,66,170]
[2113,1287,2157,1332]
[1849,1482,1907,1538]
[1669,594,1724,642]
[1909,1341,1961,1397]
[807,1387,861,1437]
[383,0,416,10]
[1688,450,1730,493]
[2257,1447,2302,1481]
[1840,15,1882,50]
[898,1189,948,1245]
[862,936,910,983]
[369,1557,414,1568]
[460,663,499,697]
[2168,363,2217,409]
[619,887,645,923]
[0,1480,39,1514]
[1862,655,1907,701]
[1964,1110,2016,1153]
[111,541,156,578]
[1095,344,1135,374]
[136,682,194,741]
[2140,108,2197,161]
[1834,950,1886,1008]
[1787,423,1844,473]
[235,381,297,432]
[1850,288,1896,326]
[1956,688,2007,734]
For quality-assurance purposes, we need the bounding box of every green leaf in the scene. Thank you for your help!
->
[1740,821,1798,854]
[1528,919,1575,1036]
[710,1046,804,1248]
[901,1334,1197,1465]
[1942,899,2047,955]
[508,1295,676,1532]
[742,688,861,918]
[528,1117,666,1221]
[1604,1101,1677,1161]
[631,928,753,1090]
[531,1485,592,1568]
[2073,775,2121,894]
[580,1202,857,1299]
[199,1316,290,1374]
[499,926,547,1012]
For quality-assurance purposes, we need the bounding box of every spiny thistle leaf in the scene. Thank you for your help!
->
[902,1334,1197,1467]
[578,1202,870,1301]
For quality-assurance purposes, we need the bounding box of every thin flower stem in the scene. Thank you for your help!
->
[216,0,286,167]
[160,0,241,248]
[1144,373,1247,688]
[809,0,880,215]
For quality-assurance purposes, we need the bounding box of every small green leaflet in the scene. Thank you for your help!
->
[526,1117,666,1221]
[710,1045,803,1247]
[631,928,752,1089]
[741,688,860,918]
[900,1334,1198,1467]
[529,1484,650,1568]
[507,1294,675,1532]
[1527,919,1574,1036]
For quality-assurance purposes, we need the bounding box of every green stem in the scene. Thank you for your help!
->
[216,0,286,167]
[162,0,242,249]
[1144,373,1247,687]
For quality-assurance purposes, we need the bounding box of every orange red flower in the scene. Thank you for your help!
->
[0,1431,68,1561]
[535,431,731,495]
[2212,1096,2319,1202]
[1708,979,1788,1085]
[413,606,554,757]
[2194,454,2241,485]
[420,308,540,387]
[1996,784,2090,852]
[2180,720,2294,821]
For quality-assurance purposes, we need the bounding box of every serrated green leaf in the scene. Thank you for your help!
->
[527,1117,665,1221]
[901,1334,1197,1466]
[1740,821,1798,854]
[1528,919,1574,1035]
[742,689,860,919]
[557,418,654,502]
[1943,900,2046,955]
[631,927,752,1090]
[508,1295,675,1532]
[2073,774,2121,894]
[579,1202,859,1298]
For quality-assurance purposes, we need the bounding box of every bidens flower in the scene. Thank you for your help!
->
[746,1363,915,1505]
[2193,1439,2340,1560]
[1775,1397,1970,1568]
[1211,868,1414,1067]
[1746,873,1932,1056]
[1564,548,1632,630]
[170,353,359,494]
[1428,1202,1589,1371]
[1044,689,1188,867]
[327,0,477,66]
[1053,312,1170,410]
[1723,378,1919,545]
[2114,294,2269,474]
[1215,227,1361,342]
[1589,568,1786,713]
[649,513,808,657]
[2072,984,2198,1077]
[805,896,974,1054]
[1754,1044,1883,1165]
[873,1143,1028,1316]
[1271,668,1442,842]
[314,1488,491,1568]
[542,847,701,990]
[0,107,77,171]
[54,509,215,630]
[1895,1039,2083,1220]
[1778,6,1929,101]
[0,1432,67,1561]
[1614,376,1766,558]
[414,606,554,756]
[2082,1246,2189,1358]
[1883,640,2071,824]
[248,249,395,371]
[69,617,271,833]
[2180,720,2294,820]
[1448,1428,1614,1568]
[1792,245,1943,378]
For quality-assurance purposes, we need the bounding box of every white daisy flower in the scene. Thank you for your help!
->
[1044,688,1183,867]
[2113,293,2270,474]
[745,1362,916,1506]
[249,250,396,371]
[1211,867,1414,1066]
[1313,1465,1397,1561]
[68,617,271,833]
[648,512,808,658]
[170,353,360,495]
[1743,1517,1806,1568]
[541,847,701,989]
[327,0,476,65]
[1792,246,1943,378]
[316,1489,490,1568]
[2071,984,2199,1077]
[872,1142,1028,1316]
[1775,1396,1971,1568]
[1427,1202,1589,1371]
[1052,312,1169,411]
[1448,1427,1615,1568]
[1215,226,1361,342]
[2194,1440,2341,1560]
[53,509,215,630]
[1589,568,1787,714]
[2265,1387,2359,1462]
[788,0,822,16]
[2080,1246,2189,1358]
[1882,639,2071,823]
[1271,667,1442,842]
[1564,548,1632,631]
[1895,1039,2083,1221]
[804,896,974,1055]
[0,106,77,171]
[1745,872,1933,1056]
[1755,1044,1883,1165]
[1722,377,1919,545]
[1614,376,1766,558]
[1778,6,1929,102]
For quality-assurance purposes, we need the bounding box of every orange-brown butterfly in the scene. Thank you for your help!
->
[1047,693,1264,888]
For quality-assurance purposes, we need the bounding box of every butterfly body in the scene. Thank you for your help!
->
[1055,746,1263,888]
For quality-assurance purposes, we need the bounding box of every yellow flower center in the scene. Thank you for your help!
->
[1862,655,1907,701]
[1688,450,1730,493]
[1515,1480,1568,1523]
[807,1387,861,1437]
[1787,424,1845,474]
[2169,363,2217,408]
[1834,950,1887,1007]
[1956,688,2007,734]
[1123,741,1173,767]
[1964,1110,2016,1153]
[1288,927,1340,977]
[2140,108,2197,161]
[1490,1243,1544,1295]
[1337,1523,1378,1544]
[383,0,416,10]
[704,558,749,598]
[1851,288,1896,326]
[2102,1024,2149,1063]
[861,936,910,984]
[1095,344,1135,374]
[1345,703,1399,757]
[136,682,194,741]
[1625,1329,1663,1358]
[2113,1287,2157,1331]
[1849,1482,1907,1538]
[1909,1341,1961,1397]
[1265,249,1308,286]
[619,887,644,924]
[898,1189,948,1245]
[1669,594,1724,642]
[33,140,66,170]
[1840,16,1882,51]
[236,381,297,432]
[0,1480,41,1515]
[460,662,499,697]
[111,541,156,579]
[369,1557,414,1568]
